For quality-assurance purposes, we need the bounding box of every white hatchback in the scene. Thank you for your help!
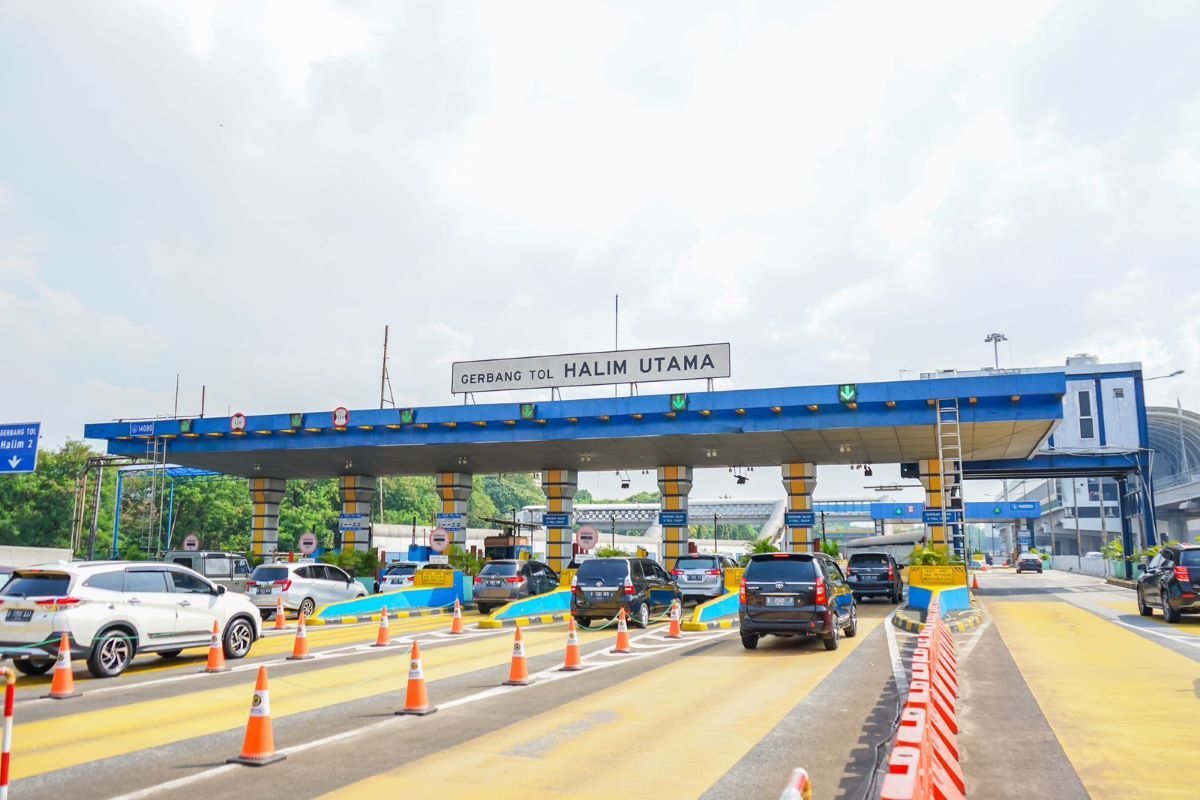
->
[0,561,262,678]
[247,562,367,619]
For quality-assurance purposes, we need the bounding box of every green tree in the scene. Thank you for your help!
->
[574,488,595,504]
[468,477,499,527]
[479,474,545,517]
[379,475,440,527]
[169,477,252,550]
[595,545,629,557]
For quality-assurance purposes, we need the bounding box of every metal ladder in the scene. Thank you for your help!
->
[935,399,966,557]
[143,435,169,557]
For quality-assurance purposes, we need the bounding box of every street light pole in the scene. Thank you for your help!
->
[610,516,616,550]
[712,512,719,555]
[984,333,1007,370]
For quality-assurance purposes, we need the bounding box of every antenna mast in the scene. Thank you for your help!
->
[380,325,395,409]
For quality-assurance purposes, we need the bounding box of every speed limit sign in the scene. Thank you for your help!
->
[429,528,451,553]
[577,525,598,551]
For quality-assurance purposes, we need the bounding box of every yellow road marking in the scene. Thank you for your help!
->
[324,618,882,799]
[990,601,1200,799]
[12,623,596,780]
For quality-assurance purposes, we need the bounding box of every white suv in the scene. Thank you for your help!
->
[0,561,262,678]
[247,562,367,619]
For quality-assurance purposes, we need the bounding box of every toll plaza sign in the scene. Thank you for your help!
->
[451,343,730,394]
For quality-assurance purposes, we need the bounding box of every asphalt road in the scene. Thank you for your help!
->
[9,570,1197,798]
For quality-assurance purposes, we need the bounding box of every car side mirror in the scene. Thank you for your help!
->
[216,585,226,595]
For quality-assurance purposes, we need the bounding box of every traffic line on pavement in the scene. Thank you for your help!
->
[320,618,884,799]
[990,601,1200,799]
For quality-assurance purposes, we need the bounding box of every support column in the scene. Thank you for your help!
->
[782,463,817,553]
[435,471,472,549]
[249,477,286,557]
[918,458,948,551]
[541,469,578,573]
[338,476,377,552]
[658,466,693,570]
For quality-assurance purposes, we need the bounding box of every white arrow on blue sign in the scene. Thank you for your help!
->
[0,422,40,475]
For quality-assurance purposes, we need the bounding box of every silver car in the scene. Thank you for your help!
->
[670,554,737,604]
[247,561,366,619]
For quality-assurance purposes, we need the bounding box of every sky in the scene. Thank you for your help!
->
[2,1,1198,505]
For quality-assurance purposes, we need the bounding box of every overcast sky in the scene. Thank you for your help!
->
[2,1,1198,503]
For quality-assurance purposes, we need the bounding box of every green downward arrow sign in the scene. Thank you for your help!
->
[838,384,857,404]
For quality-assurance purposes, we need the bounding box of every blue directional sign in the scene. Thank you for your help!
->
[542,512,571,528]
[0,422,40,474]
[784,511,816,527]
[972,501,1041,518]
[129,421,155,437]
[339,513,369,530]
[435,512,466,531]
[658,511,688,527]
[922,509,963,525]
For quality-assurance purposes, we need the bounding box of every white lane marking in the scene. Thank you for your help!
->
[104,628,734,800]
[883,611,909,695]
[956,616,991,662]
[1112,619,1200,649]
[17,627,511,707]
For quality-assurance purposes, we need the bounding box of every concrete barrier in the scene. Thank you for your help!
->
[1050,555,1114,577]
[477,589,573,628]
[905,566,970,614]
[310,570,462,624]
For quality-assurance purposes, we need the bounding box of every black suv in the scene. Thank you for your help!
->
[739,552,857,651]
[571,557,681,629]
[1137,544,1200,623]
[846,552,903,603]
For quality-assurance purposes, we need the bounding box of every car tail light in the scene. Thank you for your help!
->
[505,577,525,585]
[570,574,578,588]
[274,579,292,591]
[845,567,853,577]
[814,576,827,606]
[34,597,83,609]
[473,576,483,585]
[705,569,721,576]
[670,569,684,577]
[739,577,746,603]
[1174,566,1190,583]
[888,564,895,581]
[624,578,636,595]
[246,580,257,588]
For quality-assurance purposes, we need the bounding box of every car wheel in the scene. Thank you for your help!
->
[299,597,316,618]
[845,605,858,638]
[1137,587,1153,617]
[223,616,255,659]
[88,629,135,678]
[892,588,902,604]
[822,617,840,651]
[477,604,491,615]
[1163,596,1182,624]
[157,649,183,659]
[634,602,650,629]
[576,617,594,629]
[13,659,53,676]
[741,633,759,650]
[259,610,273,622]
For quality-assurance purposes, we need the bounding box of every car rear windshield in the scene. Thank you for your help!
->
[848,554,888,566]
[1179,550,1200,567]
[745,557,818,582]
[480,562,520,577]
[1,573,71,597]
[675,557,718,570]
[385,564,417,576]
[575,560,629,583]
[250,566,289,582]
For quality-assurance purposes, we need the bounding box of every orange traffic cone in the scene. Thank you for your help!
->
[560,617,583,671]
[43,633,81,699]
[373,606,392,647]
[971,573,980,591]
[666,599,683,639]
[449,599,465,635]
[287,611,313,660]
[504,625,533,686]
[611,608,632,654]
[396,640,437,716]
[227,666,286,766]
[274,597,287,630]
[201,621,229,673]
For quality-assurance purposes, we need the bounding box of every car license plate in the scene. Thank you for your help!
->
[686,574,704,582]
[257,586,273,595]
[587,590,613,600]
[4,610,32,622]
[765,596,793,607]
[487,580,502,586]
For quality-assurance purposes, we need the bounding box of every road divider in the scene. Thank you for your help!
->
[881,595,966,800]
[1,667,14,797]
[477,589,572,628]
[227,666,285,767]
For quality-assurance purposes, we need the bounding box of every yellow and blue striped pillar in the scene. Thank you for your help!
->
[436,471,472,549]
[338,475,377,551]
[918,458,948,551]
[782,463,817,552]
[249,477,285,557]
[657,465,693,571]
[541,469,578,573]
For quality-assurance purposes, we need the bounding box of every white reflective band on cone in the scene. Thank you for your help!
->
[512,641,525,657]
[409,661,424,679]
[249,690,271,717]
[567,630,578,644]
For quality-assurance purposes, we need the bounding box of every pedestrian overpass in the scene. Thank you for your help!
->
[83,362,1157,572]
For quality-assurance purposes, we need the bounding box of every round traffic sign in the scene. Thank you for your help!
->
[182,534,200,552]
[577,525,598,551]
[230,413,247,432]
[429,528,451,553]
[298,532,318,555]
[332,407,350,427]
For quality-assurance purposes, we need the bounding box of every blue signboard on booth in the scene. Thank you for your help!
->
[967,501,1041,519]
[658,511,688,527]
[129,421,155,437]
[339,513,369,530]
[784,511,816,527]
[922,509,963,525]
[0,422,40,474]
[542,512,571,528]
[871,503,923,521]
[435,512,465,531]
